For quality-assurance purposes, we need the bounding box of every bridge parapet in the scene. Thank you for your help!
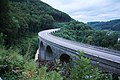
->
[38,29,120,75]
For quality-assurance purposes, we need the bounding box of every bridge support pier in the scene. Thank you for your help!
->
[112,74,119,80]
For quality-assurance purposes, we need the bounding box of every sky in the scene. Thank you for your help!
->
[41,0,120,22]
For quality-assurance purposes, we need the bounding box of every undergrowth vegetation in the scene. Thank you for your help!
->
[0,34,63,80]
[0,34,113,79]
[0,44,104,80]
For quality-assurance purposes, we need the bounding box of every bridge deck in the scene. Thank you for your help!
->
[38,29,120,74]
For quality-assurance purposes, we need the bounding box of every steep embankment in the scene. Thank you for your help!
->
[87,19,120,31]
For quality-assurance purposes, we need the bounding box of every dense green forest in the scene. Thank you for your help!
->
[53,21,120,51]
[87,19,120,31]
[0,0,71,79]
[0,0,72,46]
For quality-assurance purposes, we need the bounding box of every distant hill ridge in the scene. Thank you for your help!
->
[87,19,120,31]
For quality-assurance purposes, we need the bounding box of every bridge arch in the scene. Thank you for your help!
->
[60,54,71,63]
[40,41,45,60]
[45,46,54,60]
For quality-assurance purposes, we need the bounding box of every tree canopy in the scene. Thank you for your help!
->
[0,0,72,45]
[54,21,120,51]
[87,19,120,31]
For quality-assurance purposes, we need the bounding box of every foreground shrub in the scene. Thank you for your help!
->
[71,51,101,80]
[16,34,38,59]
[38,67,63,80]
[0,47,24,80]
[20,60,63,80]
[0,47,63,80]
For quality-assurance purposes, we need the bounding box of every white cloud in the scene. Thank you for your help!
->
[41,0,120,22]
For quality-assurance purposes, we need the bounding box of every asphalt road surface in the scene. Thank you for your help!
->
[38,29,120,64]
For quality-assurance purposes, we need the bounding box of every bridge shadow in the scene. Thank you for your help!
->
[60,54,71,63]
[45,46,54,60]
[39,41,45,60]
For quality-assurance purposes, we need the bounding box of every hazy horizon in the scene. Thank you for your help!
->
[41,0,120,23]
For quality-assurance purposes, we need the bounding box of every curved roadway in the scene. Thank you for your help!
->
[38,29,120,74]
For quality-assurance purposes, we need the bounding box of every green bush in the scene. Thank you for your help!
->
[15,34,38,59]
[0,47,24,80]
[0,47,63,80]
[114,43,120,50]
[37,67,63,80]
[71,51,101,80]
[20,60,63,80]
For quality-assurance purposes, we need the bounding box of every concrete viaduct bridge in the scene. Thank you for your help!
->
[38,29,120,77]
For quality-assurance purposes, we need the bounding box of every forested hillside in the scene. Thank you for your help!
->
[0,0,72,46]
[0,0,72,79]
[87,19,120,31]
[54,21,120,51]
